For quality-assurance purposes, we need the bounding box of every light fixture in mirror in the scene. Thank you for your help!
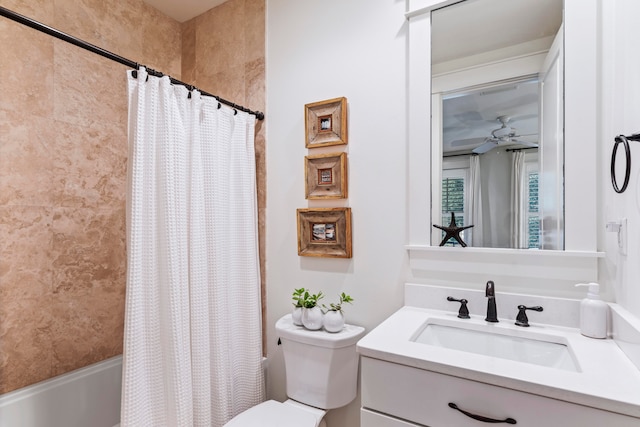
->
[431,0,564,250]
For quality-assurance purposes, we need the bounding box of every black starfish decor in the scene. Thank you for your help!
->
[433,212,474,247]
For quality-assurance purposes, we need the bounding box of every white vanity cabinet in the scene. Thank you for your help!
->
[361,357,639,427]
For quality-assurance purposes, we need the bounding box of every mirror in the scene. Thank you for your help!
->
[431,0,564,250]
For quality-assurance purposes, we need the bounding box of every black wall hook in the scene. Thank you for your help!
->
[611,133,640,193]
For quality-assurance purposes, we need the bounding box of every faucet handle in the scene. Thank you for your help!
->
[515,305,543,327]
[447,296,470,319]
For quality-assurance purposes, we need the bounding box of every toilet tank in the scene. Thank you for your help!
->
[275,314,366,409]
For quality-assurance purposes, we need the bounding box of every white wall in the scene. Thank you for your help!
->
[599,0,640,317]
[265,1,408,426]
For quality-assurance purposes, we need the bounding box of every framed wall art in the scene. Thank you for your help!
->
[304,97,348,148]
[296,208,352,258]
[304,152,348,199]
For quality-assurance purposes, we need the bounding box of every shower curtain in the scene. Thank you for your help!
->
[121,68,265,427]
[468,155,484,247]
[510,151,527,249]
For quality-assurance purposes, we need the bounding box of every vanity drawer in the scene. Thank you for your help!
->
[361,409,422,427]
[361,357,639,427]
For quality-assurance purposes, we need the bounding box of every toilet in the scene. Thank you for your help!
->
[224,313,365,427]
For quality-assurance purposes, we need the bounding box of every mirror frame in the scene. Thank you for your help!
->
[405,0,602,292]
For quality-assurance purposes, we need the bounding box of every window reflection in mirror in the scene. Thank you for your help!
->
[431,0,564,250]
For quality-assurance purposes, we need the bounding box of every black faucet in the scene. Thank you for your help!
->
[447,296,470,319]
[485,280,498,322]
[515,305,544,327]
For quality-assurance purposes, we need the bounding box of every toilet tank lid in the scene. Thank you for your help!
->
[276,314,366,348]
[225,400,317,426]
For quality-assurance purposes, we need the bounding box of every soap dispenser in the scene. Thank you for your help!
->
[575,283,608,339]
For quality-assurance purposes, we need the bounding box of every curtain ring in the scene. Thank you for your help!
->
[611,135,631,193]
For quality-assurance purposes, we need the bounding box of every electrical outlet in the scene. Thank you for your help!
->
[606,218,627,256]
[620,218,627,256]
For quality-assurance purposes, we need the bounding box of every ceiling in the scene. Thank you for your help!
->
[432,0,563,66]
[442,79,540,153]
[143,0,228,22]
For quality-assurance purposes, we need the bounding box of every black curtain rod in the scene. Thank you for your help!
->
[0,5,265,121]
[443,152,478,158]
[506,147,538,152]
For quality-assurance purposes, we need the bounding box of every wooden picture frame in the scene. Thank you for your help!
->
[304,97,348,148]
[304,152,348,199]
[297,208,352,258]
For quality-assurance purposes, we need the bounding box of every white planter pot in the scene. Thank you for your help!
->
[302,306,323,330]
[323,310,345,333]
[291,306,303,326]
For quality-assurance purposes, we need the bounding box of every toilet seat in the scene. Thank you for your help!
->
[224,400,319,427]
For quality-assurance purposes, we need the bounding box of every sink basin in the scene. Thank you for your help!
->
[412,321,580,372]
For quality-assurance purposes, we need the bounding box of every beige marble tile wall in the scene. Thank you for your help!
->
[0,0,181,393]
[181,0,267,343]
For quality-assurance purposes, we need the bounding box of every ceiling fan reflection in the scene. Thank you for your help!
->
[471,116,538,154]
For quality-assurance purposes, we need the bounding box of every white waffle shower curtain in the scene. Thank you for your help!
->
[121,67,265,427]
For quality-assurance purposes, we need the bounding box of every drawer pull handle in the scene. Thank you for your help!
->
[448,402,517,424]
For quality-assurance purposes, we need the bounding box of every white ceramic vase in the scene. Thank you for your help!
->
[323,310,345,333]
[292,306,303,326]
[302,306,323,330]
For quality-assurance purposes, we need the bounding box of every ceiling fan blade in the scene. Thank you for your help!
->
[472,140,498,154]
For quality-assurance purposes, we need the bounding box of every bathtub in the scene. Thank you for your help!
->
[0,355,122,427]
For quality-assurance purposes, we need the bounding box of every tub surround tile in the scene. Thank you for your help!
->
[0,21,54,118]
[0,0,55,24]
[58,174,127,211]
[53,0,143,62]
[195,0,246,76]
[246,57,265,112]
[50,207,126,294]
[0,206,54,297]
[0,294,54,393]
[53,120,127,209]
[0,111,61,207]
[50,287,123,377]
[53,41,127,129]
[244,0,265,64]
[141,3,182,78]
[181,18,197,84]
[200,67,247,110]
[255,136,266,208]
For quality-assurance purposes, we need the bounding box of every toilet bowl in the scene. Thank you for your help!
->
[223,314,365,426]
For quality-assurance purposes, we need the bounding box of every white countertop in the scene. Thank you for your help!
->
[357,306,640,418]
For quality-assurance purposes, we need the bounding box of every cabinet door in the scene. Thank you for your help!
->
[361,409,424,427]
[361,357,640,427]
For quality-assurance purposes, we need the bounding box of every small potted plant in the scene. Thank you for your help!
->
[291,287,307,326]
[323,292,354,333]
[301,290,324,330]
